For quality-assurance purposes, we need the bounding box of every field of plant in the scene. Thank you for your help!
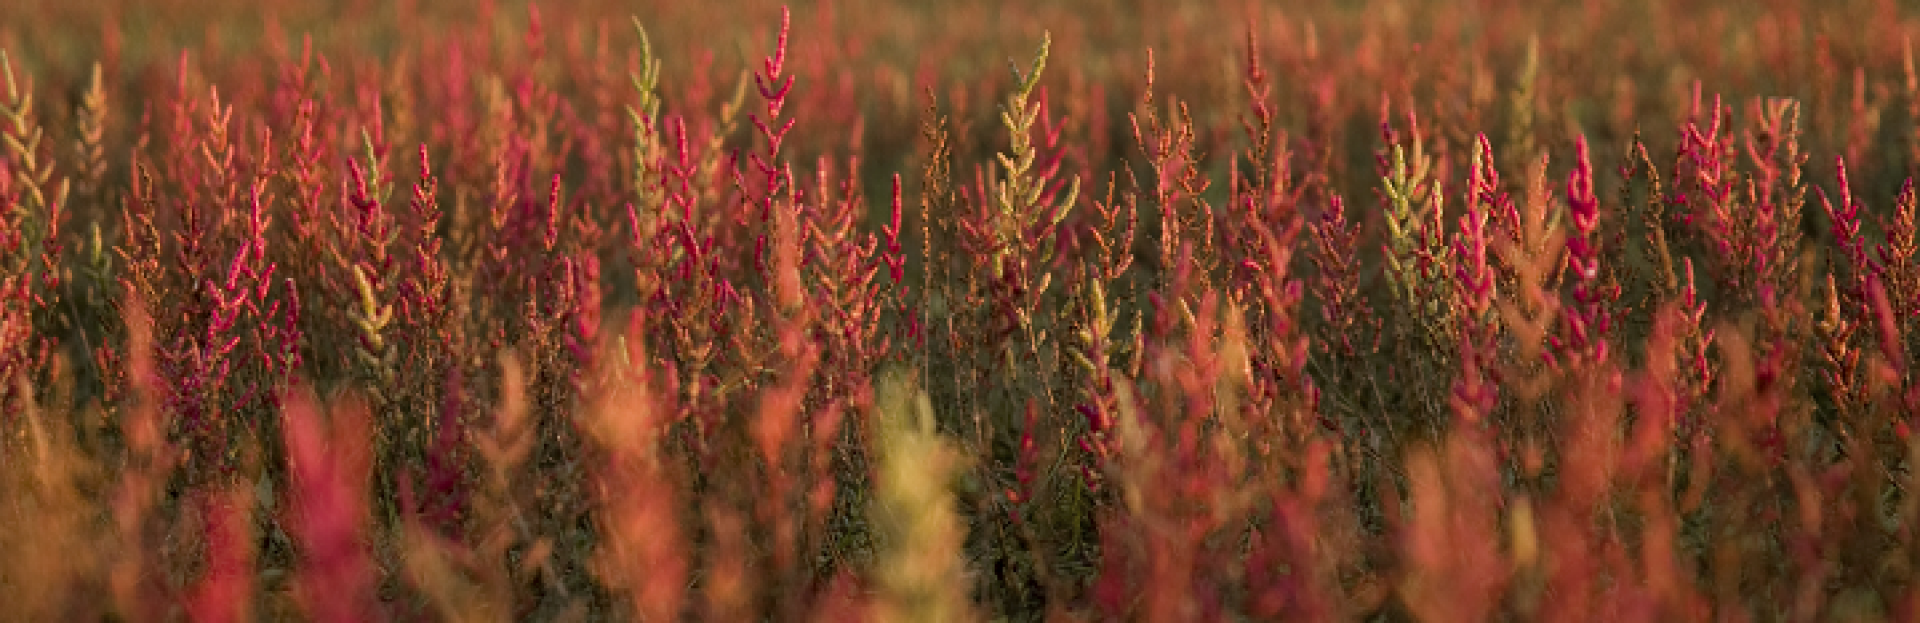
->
[4,0,1920,620]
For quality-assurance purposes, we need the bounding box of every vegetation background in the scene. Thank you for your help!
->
[2,0,1920,620]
